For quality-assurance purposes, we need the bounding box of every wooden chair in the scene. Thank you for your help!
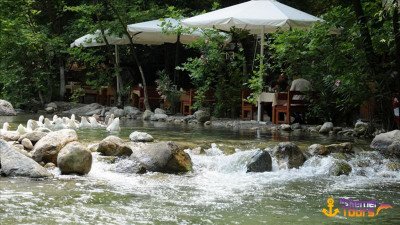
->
[241,89,256,120]
[180,89,194,115]
[273,91,308,124]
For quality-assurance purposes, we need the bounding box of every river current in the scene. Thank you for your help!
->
[0,115,399,224]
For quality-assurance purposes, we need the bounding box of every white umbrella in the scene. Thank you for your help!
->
[182,0,322,121]
[70,30,130,47]
[127,18,203,45]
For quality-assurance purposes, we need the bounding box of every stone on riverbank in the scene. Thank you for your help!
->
[0,99,17,116]
[31,129,78,165]
[57,141,92,175]
[0,131,20,141]
[246,150,272,172]
[370,130,400,150]
[130,141,192,173]
[272,142,306,169]
[194,110,210,123]
[0,140,52,178]
[380,141,400,159]
[129,131,154,142]
[63,103,103,116]
[142,110,154,121]
[97,135,132,156]
[319,122,333,134]
[21,138,33,150]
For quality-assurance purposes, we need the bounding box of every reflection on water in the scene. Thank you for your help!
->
[0,114,398,225]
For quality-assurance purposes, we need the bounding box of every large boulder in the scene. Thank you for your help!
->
[151,113,168,121]
[194,110,210,123]
[31,129,78,164]
[62,103,103,116]
[18,131,47,144]
[272,142,306,169]
[129,131,154,142]
[319,122,333,134]
[370,130,400,150]
[380,141,400,159]
[57,141,92,175]
[0,99,17,116]
[0,140,52,178]
[130,141,192,173]
[154,108,166,114]
[113,108,125,118]
[246,150,272,172]
[124,106,141,118]
[97,135,132,156]
[307,144,326,156]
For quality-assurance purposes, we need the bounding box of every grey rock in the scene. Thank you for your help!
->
[0,99,17,116]
[142,110,154,121]
[204,121,211,126]
[129,131,154,142]
[18,131,48,144]
[44,162,56,169]
[63,103,103,116]
[380,141,400,159]
[0,140,52,178]
[31,129,78,165]
[21,138,33,150]
[319,122,333,134]
[290,123,301,130]
[57,141,92,175]
[124,106,140,117]
[194,110,210,123]
[280,124,292,131]
[370,130,400,150]
[87,143,99,152]
[113,108,125,118]
[114,158,146,174]
[307,144,326,156]
[325,142,353,154]
[246,150,272,172]
[45,107,55,113]
[154,108,166,115]
[272,142,306,169]
[97,136,132,156]
[151,113,168,121]
[130,141,192,173]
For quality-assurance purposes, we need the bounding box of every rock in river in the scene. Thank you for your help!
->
[0,140,52,178]
[246,150,272,172]
[130,141,192,173]
[57,141,92,175]
[97,135,132,156]
[31,129,78,165]
[272,142,306,169]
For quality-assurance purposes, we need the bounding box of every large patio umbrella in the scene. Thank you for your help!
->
[182,0,322,121]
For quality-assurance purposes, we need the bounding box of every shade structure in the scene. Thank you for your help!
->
[127,18,203,45]
[182,0,322,122]
[70,30,130,48]
[181,0,322,34]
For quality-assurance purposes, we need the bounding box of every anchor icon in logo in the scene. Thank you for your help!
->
[322,197,340,217]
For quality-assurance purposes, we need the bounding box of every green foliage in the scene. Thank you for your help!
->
[155,70,182,107]
[70,87,85,103]
[180,29,245,117]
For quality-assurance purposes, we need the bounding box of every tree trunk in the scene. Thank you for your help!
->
[59,59,66,100]
[104,0,150,111]
[351,0,377,74]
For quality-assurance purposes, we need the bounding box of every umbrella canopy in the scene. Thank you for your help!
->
[181,0,322,34]
[70,30,130,48]
[127,18,203,45]
[182,0,322,122]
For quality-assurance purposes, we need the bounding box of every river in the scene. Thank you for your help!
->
[0,115,399,224]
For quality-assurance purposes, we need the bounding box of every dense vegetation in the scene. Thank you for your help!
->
[0,0,399,128]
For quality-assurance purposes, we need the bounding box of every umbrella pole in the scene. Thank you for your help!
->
[257,27,265,122]
[115,45,122,106]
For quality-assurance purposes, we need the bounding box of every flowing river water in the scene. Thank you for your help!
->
[0,115,399,224]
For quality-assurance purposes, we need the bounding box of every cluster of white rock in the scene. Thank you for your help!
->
[0,114,121,136]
